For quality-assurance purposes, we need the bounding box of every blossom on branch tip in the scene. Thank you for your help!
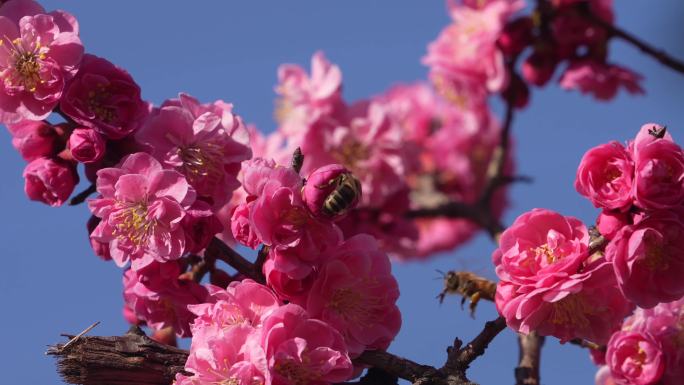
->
[0,0,83,123]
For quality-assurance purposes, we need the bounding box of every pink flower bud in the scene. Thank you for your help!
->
[23,157,78,207]
[606,210,684,308]
[7,120,58,161]
[606,331,665,385]
[633,138,684,210]
[575,141,634,211]
[498,17,534,57]
[596,210,629,240]
[68,128,106,163]
[303,164,361,218]
[522,50,558,87]
[231,202,261,249]
[502,73,530,109]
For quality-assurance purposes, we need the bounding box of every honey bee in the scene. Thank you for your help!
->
[321,173,362,218]
[437,270,497,318]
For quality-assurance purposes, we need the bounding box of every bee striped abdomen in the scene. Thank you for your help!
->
[321,174,361,217]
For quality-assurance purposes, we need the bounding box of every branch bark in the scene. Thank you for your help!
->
[514,333,545,385]
[47,326,189,385]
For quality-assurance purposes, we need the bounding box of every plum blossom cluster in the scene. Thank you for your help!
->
[594,297,684,385]
[251,51,511,259]
[493,123,684,349]
[168,158,403,385]
[576,124,684,309]
[424,0,643,109]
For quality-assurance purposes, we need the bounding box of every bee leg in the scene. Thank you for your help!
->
[468,292,481,318]
[436,290,447,304]
[460,295,467,310]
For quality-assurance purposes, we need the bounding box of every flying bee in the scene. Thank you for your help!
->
[321,172,362,218]
[436,270,497,318]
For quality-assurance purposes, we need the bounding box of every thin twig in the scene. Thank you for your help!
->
[57,321,100,352]
[69,184,97,205]
[443,317,507,374]
[585,10,684,75]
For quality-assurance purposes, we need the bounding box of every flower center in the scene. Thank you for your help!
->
[333,139,370,171]
[534,244,560,264]
[112,201,155,245]
[274,358,319,385]
[327,282,382,327]
[178,143,224,187]
[87,85,118,123]
[549,294,593,329]
[2,38,46,92]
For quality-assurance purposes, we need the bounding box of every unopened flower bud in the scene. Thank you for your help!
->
[522,49,558,87]
[23,157,78,207]
[498,17,534,57]
[69,128,106,163]
[7,120,58,161]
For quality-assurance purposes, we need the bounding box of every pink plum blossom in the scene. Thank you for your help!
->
[0,0,83,123]
[176,280,280,385]
[606,331,665,385]
[632,137,684,210]
[304,234,401,357]
[123,261,208,337]
[496,260,632,344]
[68,127,105,163]
[560,60,644,100]
[23,156,77,206]
[423,0,524,98]
[575,141,634,211]
[494,209,632,343]
[60,54,148,139]
[494,209,590,286]
[7,119,57,160]
[605,210,684,308]
[136,93,251,208]
[275,51,344,141]
[261,304,354,385]
[88,152,205,270]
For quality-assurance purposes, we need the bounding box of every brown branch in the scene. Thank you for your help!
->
[69,183,97,205]
[47,326,190,385]
[206,237,265,283]
[514,333,545,385]
[443,317,507,375]
[49,327,490,385]
[585,10,684,75]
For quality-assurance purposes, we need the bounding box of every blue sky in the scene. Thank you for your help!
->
[1,1,683,384]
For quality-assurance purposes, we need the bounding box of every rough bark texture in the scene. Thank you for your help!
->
[47,326,189,385]
[514,333,545,385]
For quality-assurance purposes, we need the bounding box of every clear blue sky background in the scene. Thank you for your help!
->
[1,1,683,384]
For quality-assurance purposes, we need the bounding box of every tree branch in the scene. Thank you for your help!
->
[514,333,545,385]
[47,326,189,385]
[585,10,684,75]
[69,184,97,205]
[206,237,265,283]
[443,317,507,375]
